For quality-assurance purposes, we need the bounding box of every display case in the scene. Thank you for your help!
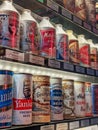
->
[0,0,98,129]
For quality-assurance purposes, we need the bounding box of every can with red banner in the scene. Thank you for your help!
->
[78,35,90,67]
[85,82,92,117]
[66,30,79,65]
[0,70,13,128]
[0,0,20,50]
[56,24,69,61]
[12,73,32,125]
[32,75,50,123]
[20,9,39,55]
[39,17,56,58]
[75,0,86,21]
[74,81,86,117]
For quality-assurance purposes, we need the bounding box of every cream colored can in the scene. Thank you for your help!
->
[62,80,75,119]
[32,75,50,123]
[74,81,86,117]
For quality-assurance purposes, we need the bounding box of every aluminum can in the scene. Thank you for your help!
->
[91,83,98,115]
[12,73,32,125]
[39,17,56,58]
[20,9,39,55]
[78,35,90,67]
[56,24,69,61]
[63,0,75,13]
[0,0,20,49]
[74,81,86,117]
[62,80,75,119]
[75,0,86,21]
[50,77,63,121]
[32,75,50,123]
[85,82,92,117]
[85,0,96,26]
[0,70,13,128]
[90,47,97,69]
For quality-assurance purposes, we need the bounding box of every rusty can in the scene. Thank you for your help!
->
[50,77,63,121]
[62,79,75,119]
[85,82,92,117]
[74,81,86,117]
[0,70,13,128]
[12,73,32,125]
[75,0,86,21]
[32,75,50,123]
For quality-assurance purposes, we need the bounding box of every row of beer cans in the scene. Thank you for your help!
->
[0,0,98,69]
[54,0,97,28]
[0,70,98,128]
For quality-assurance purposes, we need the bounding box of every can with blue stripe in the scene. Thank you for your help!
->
[0,70,13,128]
[50,77,63,121]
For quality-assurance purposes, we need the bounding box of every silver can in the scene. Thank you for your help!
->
[12,73,32,125]
[74,81,86,117]
[62,80,75,119]
[50,77,63,121]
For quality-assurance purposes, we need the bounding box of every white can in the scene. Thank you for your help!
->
[50,77,63,121]
[12,73,32,125]
[74,81,86,117]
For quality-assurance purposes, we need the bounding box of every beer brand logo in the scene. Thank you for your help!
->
[13,98,32,110]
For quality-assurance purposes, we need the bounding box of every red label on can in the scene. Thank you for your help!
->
[79,44,90,66]
[13,98,32,110]
[40,28,55,58]
[0,11,20,49]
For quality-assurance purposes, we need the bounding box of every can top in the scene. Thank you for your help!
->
[50,77,62,84]
[74,81,85,83]
[63,79,74,82]
[33,75,50,82]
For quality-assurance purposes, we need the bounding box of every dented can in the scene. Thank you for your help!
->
[32,75,50,123]
[12,73,32,125]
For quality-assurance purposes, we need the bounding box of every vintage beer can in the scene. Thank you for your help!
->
[75,0,86,21]
[12,73,32,125]
[88,39,98,69]
[0,70,13,128]
[78,35,90,67]
[95,2,98,29]
[85,0,96,26]
[66,30,79,64]
[85,82,92,117]
[62,80,75,119]
[20,9,39,55]
[50,77,63,121]
[0,0,20,49]
[56,24,69,61]
[39,17,56,58]
[74,81,86,117]
[32,75,50,122]
[63,0,75,13]
[91,83,98,115]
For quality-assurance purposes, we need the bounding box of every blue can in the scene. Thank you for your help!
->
[91,83,98,115]
[50,77,63,121]
[0,70,13,128]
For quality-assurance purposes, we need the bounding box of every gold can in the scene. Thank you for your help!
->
[62,79,75,119]
[32,75,50,123]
